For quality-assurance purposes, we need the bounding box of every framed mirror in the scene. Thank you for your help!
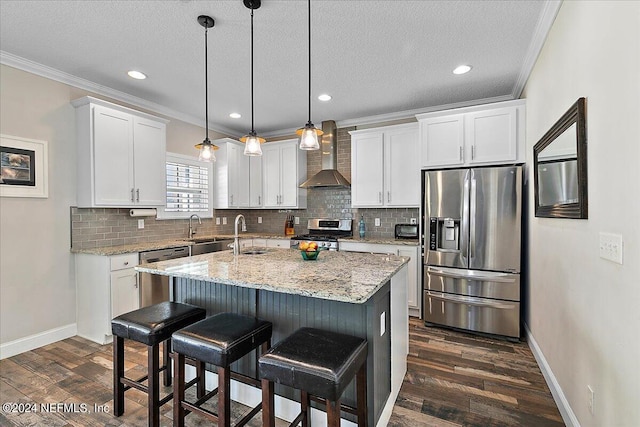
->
[533,97,587,219]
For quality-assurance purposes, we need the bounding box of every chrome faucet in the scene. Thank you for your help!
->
[188,214,201,239]
[233,214,246,255]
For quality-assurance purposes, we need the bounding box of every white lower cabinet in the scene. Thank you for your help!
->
[339,242,421,317]
[76,252,140,344]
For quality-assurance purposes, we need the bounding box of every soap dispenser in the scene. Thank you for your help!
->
[359,214,366,239]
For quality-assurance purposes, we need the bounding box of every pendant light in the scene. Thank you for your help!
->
[194,15,219,162]
[240,0,265,156]
[296,0,323,150]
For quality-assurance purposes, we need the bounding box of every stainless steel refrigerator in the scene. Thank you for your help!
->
[422,165,522,338]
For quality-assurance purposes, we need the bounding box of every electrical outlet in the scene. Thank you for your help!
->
[380,311,386,336]
[216,217,220,225]
[222,217,227,225]
[257,216,262,224]
[137,219,144,229]
[587,385,595,414]
[410,218,417,224]
[375,218,381,227]
[295,216,300,225]
[599,232,623,264]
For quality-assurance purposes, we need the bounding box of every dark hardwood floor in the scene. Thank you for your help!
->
[0,318,563,426]
[388,318,564,426]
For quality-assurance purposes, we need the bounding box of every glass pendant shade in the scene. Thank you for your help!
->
[241,132,265,156]
[196,139,216,162]
[297,123,323,150]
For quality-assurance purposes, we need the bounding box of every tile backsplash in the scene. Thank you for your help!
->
[70,126,419,249]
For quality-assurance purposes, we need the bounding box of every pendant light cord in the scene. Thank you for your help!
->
[204,25,210,141]
[307,0,312,124]
[251,8,255,133]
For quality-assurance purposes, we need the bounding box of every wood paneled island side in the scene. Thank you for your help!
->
[135,248,409,427]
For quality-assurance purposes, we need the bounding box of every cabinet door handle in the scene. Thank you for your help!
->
[459,146,463,161]
[387,191,390,203]
[378,192,382,203]
[131,188,135,202]
[471,145,475,160]
[136,189,140,202]
[258,195,261,205]
[134,274,138,288]
[231,194,234,205]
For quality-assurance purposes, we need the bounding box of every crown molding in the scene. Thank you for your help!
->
[512,0,563,98]
[0,51,239,137]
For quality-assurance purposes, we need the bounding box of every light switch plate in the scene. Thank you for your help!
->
[375,218,381,227]
[599,232,623,264]
[295,216,300,225]
[257,217,262,224]
[137,219,144,229]
[410,218,417,224]
[216,217,221,225]
[222,217,227,225]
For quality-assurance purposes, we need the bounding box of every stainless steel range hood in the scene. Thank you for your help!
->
[299,120,351,188]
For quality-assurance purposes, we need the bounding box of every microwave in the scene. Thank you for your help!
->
[394,223,418,239]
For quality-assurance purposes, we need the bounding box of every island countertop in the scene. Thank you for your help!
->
[135,248,408,304]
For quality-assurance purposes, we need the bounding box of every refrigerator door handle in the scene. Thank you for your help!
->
[427,266,517,283]
[460,170,470,264]
[427,291,517,309]
[469,170,477,260]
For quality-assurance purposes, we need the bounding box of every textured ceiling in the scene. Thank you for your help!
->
[0,0,554,137]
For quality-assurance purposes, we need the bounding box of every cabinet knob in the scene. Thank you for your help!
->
[124,261,129,266]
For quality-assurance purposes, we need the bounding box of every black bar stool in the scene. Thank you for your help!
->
[172,312,273,427]
[111,301,206,427]
[259,327,368,427]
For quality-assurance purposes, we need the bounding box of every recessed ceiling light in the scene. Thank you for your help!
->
[318,94,332,101]
[127,70,147,80]
[453,65,472,75]
[229,113,242,119]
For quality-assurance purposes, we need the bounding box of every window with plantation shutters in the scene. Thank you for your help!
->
[157,153,213,219]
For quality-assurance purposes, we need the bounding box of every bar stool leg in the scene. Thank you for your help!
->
[173,352,186,427]
[218,366,231,427]
[356,363,368,427]
[301,390,310,427]
[163,339,172,387]
[148,344,160,427]
[326,398,341,427]
[196,360,206,399]
[113,336,125,416]
[262,378,275,427]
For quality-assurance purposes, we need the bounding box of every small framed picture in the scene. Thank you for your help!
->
[0,134,48,198]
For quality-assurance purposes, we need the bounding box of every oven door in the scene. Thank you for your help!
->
[423,291,520,338]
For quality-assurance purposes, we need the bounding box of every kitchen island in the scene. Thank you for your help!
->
[135,248,409,427]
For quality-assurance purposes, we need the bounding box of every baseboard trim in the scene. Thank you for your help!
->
[524,323,580,427]
[0,323,77,360]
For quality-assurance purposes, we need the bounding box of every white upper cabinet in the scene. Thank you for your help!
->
[262,139,307,209]
[73,96,168,207]
[350,123,419,208]
[213,138,250,209]
[417,99,525,169]
[249,155,263,208]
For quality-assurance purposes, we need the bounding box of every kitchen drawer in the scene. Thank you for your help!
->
[110,253,139,271]
[266,239,289,249]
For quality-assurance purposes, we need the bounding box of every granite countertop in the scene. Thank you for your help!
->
[135,248,408,304]
[339,237,420,246]
[71,233,293,256]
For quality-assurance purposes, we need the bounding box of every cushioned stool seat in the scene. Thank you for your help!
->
[111,301,206,427]
[259,327,368,427]
[172,312,273,427]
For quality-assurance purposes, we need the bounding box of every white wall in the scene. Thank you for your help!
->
[0,64,218,354]
[522,2,640,426]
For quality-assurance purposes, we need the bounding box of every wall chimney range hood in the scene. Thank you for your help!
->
[299,120,351,188]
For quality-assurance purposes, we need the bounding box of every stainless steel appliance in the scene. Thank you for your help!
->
[422,165,522,339]
[139,246,189,307]
[394,223,418,239]
[290,219,353,251]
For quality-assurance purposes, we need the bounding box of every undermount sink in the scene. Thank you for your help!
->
[186,237,221,243]
[190,239,233,256]
[241,249,267,255]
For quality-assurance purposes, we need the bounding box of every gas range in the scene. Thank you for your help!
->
[290,219,353,251]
